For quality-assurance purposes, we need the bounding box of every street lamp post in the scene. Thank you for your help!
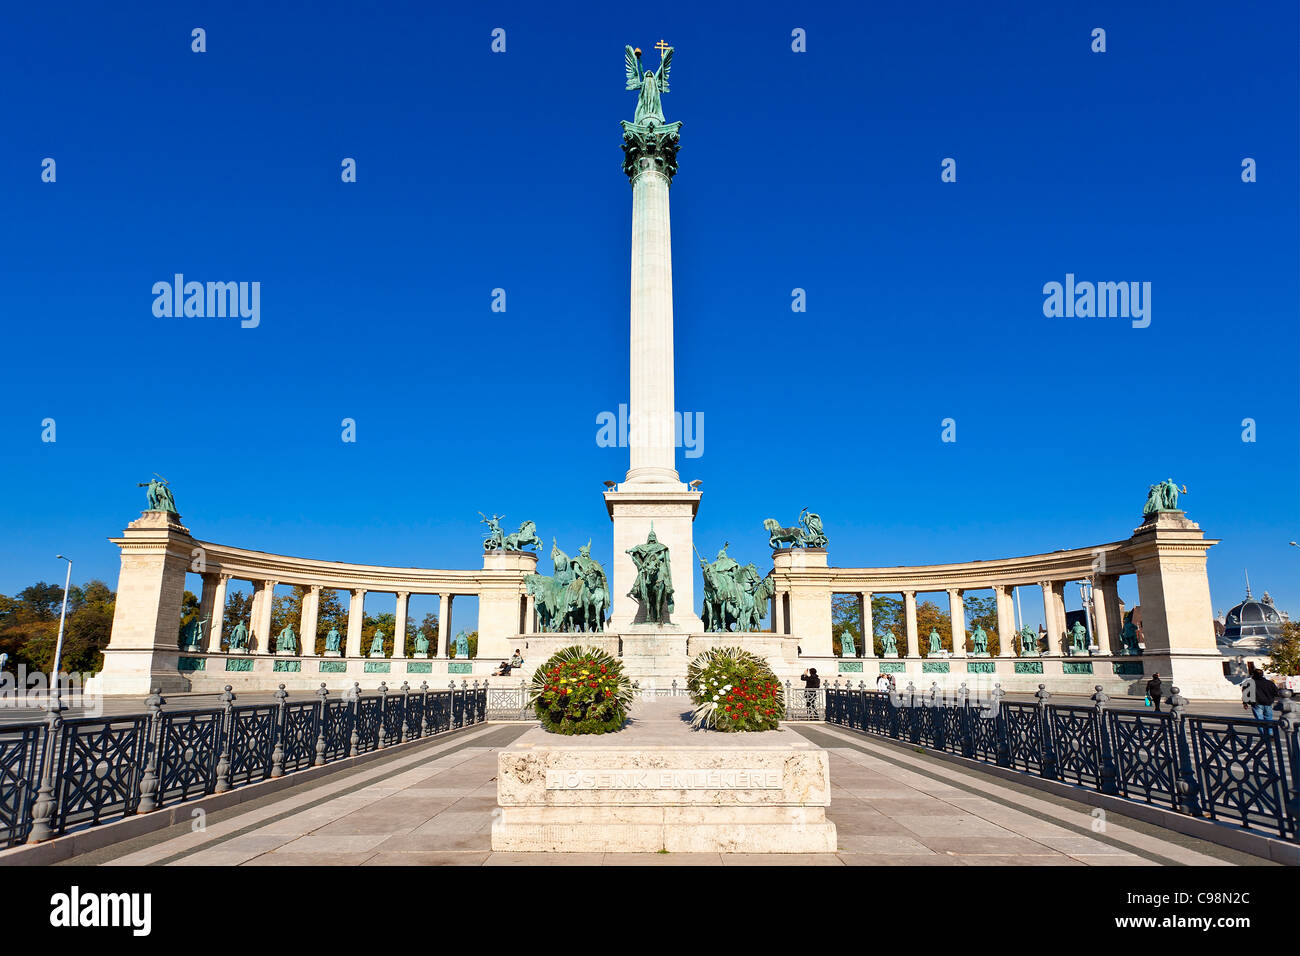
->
[52,555,72,704]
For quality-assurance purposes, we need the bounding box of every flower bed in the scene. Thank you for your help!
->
[686,647,785,732]
[530,645,634,735]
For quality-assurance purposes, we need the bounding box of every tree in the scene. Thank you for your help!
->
[0,579,115,675]
[1269,620,1300,676]
[16,582,63,621]
[915,600,951,654]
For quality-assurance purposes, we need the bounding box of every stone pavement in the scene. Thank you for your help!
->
[60,701,1268,866]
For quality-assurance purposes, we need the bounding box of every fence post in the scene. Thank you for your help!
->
[26,695,63,843]
[1168,687,1202,817]
[518,678,528,720]
[214,685,235,794]
[1278,689,1298,838]
[270,684,288,778]
[137,687,164,813]
[314,684,329,767]
[1035,684,1058,780]
[399,681,411,743]
[348,682,362,757]
[1091,685,1117,795]
[377,682,390,749]
[992,683,1010,768]
[957,681,973,758]
[418,681,430,737]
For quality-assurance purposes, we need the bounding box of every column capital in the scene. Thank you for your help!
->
[621,120,682,184]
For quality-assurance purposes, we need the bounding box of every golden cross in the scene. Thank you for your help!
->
[655,39,670,60]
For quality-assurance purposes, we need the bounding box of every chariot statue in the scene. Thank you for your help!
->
[480,513,543,553]
[762,508,828,550]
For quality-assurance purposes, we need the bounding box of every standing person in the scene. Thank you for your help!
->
[801,668,821,719]
[1145,673,1165,712]
[1246,667,1278,723]
[876,672,891,693]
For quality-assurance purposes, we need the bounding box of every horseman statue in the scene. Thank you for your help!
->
[526,539,609,632]
[762,507,828,550]
[626,526,674,624]
[697,543,775,632]
[479,512,543,553]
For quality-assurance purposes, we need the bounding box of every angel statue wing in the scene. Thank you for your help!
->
[624,45,643,90]
[656,45,672,93]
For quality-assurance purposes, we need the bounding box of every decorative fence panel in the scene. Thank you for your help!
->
[6,686,482,848]
[821,683,1300,843]
[157,709,223,804]
[0,723,45,848]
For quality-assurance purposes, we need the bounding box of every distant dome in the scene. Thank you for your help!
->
[1222,589,1284,643]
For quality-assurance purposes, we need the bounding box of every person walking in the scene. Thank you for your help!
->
[1145,673,1165,712]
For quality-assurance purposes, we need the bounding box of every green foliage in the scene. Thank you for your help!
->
[831,594,862,656]
[0,579,115,675]
[963,593,1000,656]
[530,645,633,735]
[1270,620,1300,677]
[687,646,785,732]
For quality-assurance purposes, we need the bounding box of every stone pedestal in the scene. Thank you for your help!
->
[324,650,341,657]
[493,700,836,853]
[413,652,428,659]
[87,510,196,696]
[604,488,703,632]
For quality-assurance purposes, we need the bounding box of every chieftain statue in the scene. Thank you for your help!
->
[454,630,470,658]
[227,620,249,652]
[527,539,610,632]
[414,630,430,655]
[480,513,543,553]
[927,628,942,655]
[697,543,775,633]
[138,475,179,514]
[276,623,297,654]
[762,508,828,550]
[181,615,209,649]
[1069,620,1089,653]
[627,526,674,624]
[368,630,386,658]
[881,630,898,656]
[1142,479,1185,515]
[970,624,989,655]
[1018,625,1038,657]
[1119,610,1142,654]
[324,626,342,654]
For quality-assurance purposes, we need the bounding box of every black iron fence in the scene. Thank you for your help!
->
[824,680,1300,842]
[0,680,489,849]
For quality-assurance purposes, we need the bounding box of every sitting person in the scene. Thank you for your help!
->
[509,648,524,669]
[492,660,512,676]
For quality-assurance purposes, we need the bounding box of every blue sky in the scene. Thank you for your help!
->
[2,1,1296,629]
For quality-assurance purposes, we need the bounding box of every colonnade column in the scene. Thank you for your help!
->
[994,585,1016,656]
[1040,581,1066,654]
[437,594,452,657]
[393,592,409,659]
[903,590,918,657]
[254,580,275,654]
[205,574,230,652]
[1092,575,1118,655]
[859,592,872,656]
[948,588,966,657]
[346,588,366,658]
[525,593,536,633]
[299,585,320,657]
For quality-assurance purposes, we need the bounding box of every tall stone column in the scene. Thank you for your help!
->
[859,592,873,656]
[437,594,453,658]
[253,580,275,654]
[903,590,918,657]
[604,109,702,633]
[994,585,1016,656]
[1096,575,1122,655]
[206,574,229,653]
[525,593,536,633]
[196,573,218,649]
[948,588,966,656]
[299,585,321,657]
[346,588,366,658]
[393,592,409,659]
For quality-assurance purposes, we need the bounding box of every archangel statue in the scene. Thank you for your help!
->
[625,43,672,126]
